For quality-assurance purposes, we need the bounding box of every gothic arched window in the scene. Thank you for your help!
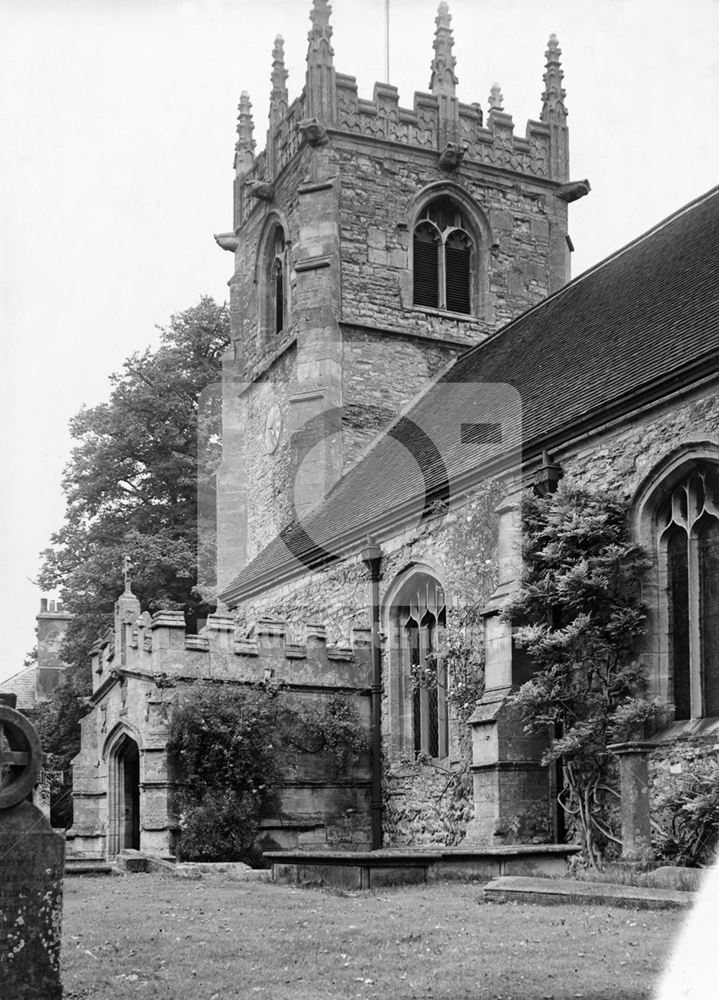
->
[270,228,286,335]
[413,198,473,315]
[395,573,448,758]
[658,465,719,719]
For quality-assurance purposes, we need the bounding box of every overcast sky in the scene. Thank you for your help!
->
[1,0,718,683]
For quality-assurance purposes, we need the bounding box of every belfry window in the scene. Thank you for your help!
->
[413,199,473,314]
[270,229,286,334]
[659,465,719,719]
[397,574,448,758]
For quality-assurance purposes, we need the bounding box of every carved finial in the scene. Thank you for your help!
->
[270,35,289,126]
[429,1,458,97]
[306,0,336,123]
[308,0,333,50]
[123,556,133,595]
[541,33,567,124]
[234,91,256,174]
[489,83,504,112]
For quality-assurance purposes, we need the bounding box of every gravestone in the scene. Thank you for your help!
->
[0,693,65,999]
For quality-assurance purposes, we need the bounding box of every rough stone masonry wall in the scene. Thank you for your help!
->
[341,325,458,466]
[558,390,719,499]
[335,137,566,341]
[236,495,502,847]
[241,347,298,565]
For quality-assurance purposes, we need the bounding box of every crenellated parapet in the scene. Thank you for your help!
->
[72,589,373,861]
[236,1,570,217]
[90,607,372,695]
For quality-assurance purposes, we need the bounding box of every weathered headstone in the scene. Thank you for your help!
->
[0,693,65,999]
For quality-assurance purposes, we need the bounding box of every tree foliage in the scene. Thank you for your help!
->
[38,297,230,687]
[26,682,87,828]
[506,484,661,866]
[168,683,368,863]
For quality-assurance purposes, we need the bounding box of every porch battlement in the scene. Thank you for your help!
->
[91,608,372,695]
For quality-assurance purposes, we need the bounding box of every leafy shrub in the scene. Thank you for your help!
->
[506,484,660,866]
[28,679,90,828]
[168,684,282,863]
[651,746,719,867]
[168,683,368,862]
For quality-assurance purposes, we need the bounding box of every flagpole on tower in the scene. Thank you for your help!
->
[385,0,390,83]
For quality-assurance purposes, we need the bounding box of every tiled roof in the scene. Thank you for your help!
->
[221,185,719,605]
[0,666,38,710]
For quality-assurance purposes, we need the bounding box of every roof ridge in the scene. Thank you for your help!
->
[443,183,719,372]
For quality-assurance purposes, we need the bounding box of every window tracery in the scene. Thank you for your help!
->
[658,465,719,719]
[394,573,448,758]
[413,198,473,315]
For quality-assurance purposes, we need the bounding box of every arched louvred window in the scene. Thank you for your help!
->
[413,222,440,308]
[413,198,474,315]
[445,230,472,314]
[260,224,287,341]
[397,574,448,759]
[659,465,719,719]
[272,257,284,334]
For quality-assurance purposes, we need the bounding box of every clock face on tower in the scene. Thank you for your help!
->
[264,403,283,454]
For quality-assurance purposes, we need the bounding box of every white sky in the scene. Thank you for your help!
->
[1,0,718,683]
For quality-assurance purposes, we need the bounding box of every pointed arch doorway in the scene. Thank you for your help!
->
[108,733,141,855]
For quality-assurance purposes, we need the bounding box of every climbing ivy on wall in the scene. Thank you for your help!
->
[418,482,503,738]
[506,484,662,867]
[167,683,368,863]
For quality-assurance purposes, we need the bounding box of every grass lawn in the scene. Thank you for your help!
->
[61,873,684,1000]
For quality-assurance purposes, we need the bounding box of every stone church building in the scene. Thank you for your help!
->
[68,1,719,862]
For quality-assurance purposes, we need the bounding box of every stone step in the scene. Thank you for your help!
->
[65,861,114,876]
[483,876,695,911]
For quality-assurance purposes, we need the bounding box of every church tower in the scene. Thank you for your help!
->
[215,1,588,596]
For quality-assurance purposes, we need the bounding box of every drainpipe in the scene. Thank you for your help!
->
[361,538,383,850]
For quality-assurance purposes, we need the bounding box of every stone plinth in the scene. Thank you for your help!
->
[611,741,655,863]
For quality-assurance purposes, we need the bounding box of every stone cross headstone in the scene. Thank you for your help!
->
[0,693,65,999]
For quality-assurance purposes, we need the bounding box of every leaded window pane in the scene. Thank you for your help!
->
[660,464,719,720]
[699,515,719,716]
[667,526,691,720]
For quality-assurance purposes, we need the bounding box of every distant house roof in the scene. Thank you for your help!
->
[221,185,719,605]
[0,665,38,711]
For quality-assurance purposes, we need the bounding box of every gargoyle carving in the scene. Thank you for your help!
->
[557,179,591,203]
[438,142,468,171]
[246,179,275,201]
[298,117,329,147]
